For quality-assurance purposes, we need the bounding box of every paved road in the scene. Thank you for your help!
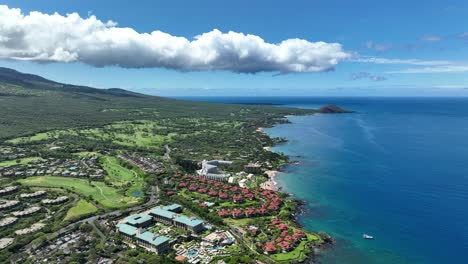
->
[163,145,171,161]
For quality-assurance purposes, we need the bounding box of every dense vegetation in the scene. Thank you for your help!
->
[0,67,314,140]
[0,67,321,263]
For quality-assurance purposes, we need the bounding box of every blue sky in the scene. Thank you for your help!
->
[0,0,467,96]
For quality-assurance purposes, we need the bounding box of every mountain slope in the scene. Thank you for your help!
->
[0,67,144,97]
[0,67,313,139]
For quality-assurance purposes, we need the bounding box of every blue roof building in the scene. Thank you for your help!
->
[116,223,138,238]
[149,206,204,233]
[162,203,183,213]
[174,215,204,233]
[135,231,170,254]
[149,207,177,223]
[123,213,152,227]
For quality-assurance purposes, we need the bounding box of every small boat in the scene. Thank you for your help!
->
[362,234,374,240]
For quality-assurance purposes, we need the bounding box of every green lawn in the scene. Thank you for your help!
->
[270,233,322,262]
[270,240,309,262]
[77,121,174,148]
[101,156,135,182]
[64,199,98,221]
[101,156,145,198]
[5,120,174,148]
[6,132,52,144]
[18,176,141,208]
[0,157,43,167]
[224,218,254,227]
[226,244,242,254]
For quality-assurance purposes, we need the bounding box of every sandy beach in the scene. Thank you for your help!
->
[263,146,271,151]
[260,170,280,191]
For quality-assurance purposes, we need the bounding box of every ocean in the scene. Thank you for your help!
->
[179,96,468,264]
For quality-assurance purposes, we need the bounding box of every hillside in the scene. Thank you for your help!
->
[0,67,314,139]
[318,104,353,113]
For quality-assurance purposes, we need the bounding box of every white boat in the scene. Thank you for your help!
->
[362,234,374,239]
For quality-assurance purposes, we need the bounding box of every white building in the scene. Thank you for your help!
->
[197,160,232,182]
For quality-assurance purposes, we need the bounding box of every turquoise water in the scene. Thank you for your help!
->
[263,98,468,264]
[179,97,468,263]
[131,190,142,197]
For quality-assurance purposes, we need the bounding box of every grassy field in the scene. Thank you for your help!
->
[102,156,136,182]
[270,233,322,262]
[224,218,256,227]
[6,132,53,144]
[0,67,314,141]
[0,157,43,167]
[7,120,176,149]
[18,176,140,208]
[101,155,145,198]
[64,199,98,221]
[270,241,309,262]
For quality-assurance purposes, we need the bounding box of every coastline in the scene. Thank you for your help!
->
[258,120,335,263]
[260,170,280,191]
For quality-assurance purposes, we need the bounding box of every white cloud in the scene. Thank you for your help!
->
[420,35,443,42]
[0,5,351,74]
[354,57,452,66]
[365,41,392,51]
[350,72,387,81]
[387,65,468,74]
[356,57,468,74]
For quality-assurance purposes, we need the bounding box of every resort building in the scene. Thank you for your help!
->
[238,178,249,188]
[135,231,170,254]
[203,231,235,246]
[197,160,232,181]
[173,215,204,233]
[122,213,153,228]
[161,203,183,213]
[116,223,138,240]
[41,196,69,205]
[0,186,18,196]
[20,190,47,199]
[149,205,205,233]
[116,223,170,254]
[263,241,277,254]
[0,238,14,250]
[0,200,20,210]
[149,207,177,225]
[15,223,46,235]
[12,206,42,217]
[0,217,18,228]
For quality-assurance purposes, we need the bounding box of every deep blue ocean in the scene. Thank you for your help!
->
[178,96,468,263]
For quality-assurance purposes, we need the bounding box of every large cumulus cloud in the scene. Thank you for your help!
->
[0,5,351,73]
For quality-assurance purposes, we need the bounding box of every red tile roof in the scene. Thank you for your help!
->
[264,242,277,253]
[232,209,243,218]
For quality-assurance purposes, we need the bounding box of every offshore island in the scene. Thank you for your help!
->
[0,68,343,263]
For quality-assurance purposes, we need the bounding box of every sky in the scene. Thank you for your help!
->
[0,0,467,96]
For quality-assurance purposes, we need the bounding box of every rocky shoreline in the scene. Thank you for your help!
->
[259,118,336,263]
